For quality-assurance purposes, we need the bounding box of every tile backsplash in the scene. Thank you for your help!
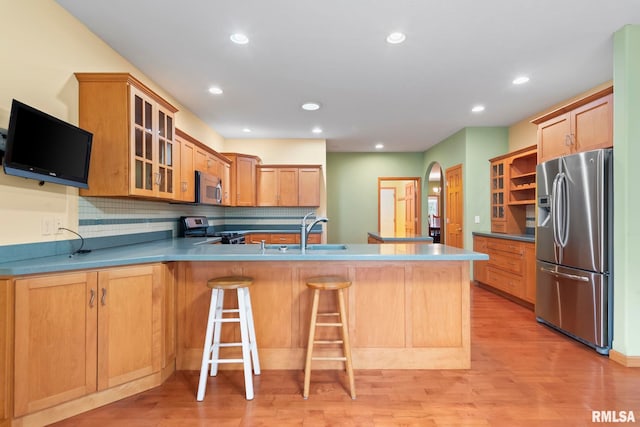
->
[79,197,316,238]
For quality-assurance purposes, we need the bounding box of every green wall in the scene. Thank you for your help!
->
[326,152,424,243]
[613,25,640,356]
[421,127,508,249]
[326,128,508,247]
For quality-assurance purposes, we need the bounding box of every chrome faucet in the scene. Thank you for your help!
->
[300,212,328,253]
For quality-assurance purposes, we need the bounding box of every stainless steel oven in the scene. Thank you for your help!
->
[195,171,222,205]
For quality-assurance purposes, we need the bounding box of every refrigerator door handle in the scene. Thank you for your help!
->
[557,173,569,248]
[540,267,590,282]
[551,173,561,247]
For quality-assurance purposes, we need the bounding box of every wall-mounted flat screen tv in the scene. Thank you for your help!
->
[2,99,93,189]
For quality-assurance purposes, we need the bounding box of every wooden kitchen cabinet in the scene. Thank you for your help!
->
[473,235,535,305]
[14,271,98,417]
[161,263,177,370]
[256,165,321,207]
[490,158,507,233]
[13,265,162,417]
[223,153,260,206]
[489,145,537,235]
[175,133,196,203]
[245,233,321,244]
[0,280,11,426]
[175,129,231,205]
[473,236,488,284]
[533,87,613,164]
[75,73,178,200]
[257,166,299,206]
[298,167,321,207]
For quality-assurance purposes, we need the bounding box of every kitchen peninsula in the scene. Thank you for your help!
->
[0,240,487,426]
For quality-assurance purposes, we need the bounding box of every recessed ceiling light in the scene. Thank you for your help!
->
[242,128,252,133]
[311,127,323,134]
[301,102,320,111]
[208,86,223,95]
[471,105,485,113]
[230,33,249,45]
[375,143,384,149]
[386,32,406,44]
[512,76,530,85]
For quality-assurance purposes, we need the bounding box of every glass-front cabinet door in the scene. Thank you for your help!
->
[490,159,506,232]
[130,86,176,198]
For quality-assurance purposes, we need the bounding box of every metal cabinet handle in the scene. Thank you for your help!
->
[89,289,96,307]
[101,287,107,305]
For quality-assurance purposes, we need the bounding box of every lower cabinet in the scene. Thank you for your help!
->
[473,235,535,305]
[1,279,11,427]
[13,264,162,417]
[245,233,321,245]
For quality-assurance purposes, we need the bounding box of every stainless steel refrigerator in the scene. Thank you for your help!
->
[536,148,613,354]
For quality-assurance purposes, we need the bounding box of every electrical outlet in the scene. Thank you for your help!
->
[41,217,53,235]
[54,217,63,234]
[474,215,480,224]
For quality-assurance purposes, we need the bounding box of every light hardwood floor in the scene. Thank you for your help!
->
[51,284,640,426]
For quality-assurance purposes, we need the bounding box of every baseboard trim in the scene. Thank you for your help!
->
[609,350,640,367]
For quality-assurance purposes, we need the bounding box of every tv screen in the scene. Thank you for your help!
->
[3,99,93,189]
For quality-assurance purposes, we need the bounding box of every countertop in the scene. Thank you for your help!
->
[472,231,535,243]
[0,238,488,276]
[367,232,434,242]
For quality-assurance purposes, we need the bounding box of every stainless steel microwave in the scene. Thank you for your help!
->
[195,171,222,205]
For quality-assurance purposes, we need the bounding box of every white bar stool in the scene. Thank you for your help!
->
[303,275,356,399]
[197,275,260,401]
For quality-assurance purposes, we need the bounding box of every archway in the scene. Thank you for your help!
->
[424,162,444,243]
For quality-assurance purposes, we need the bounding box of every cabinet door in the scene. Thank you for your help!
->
[473,236,488,284]
[156,106,176,198]
[298,167,321,207]
[573,93,613,153]
[0,280,11,422]
[97,265,162,390]
[490,160,507,232]
[256,167,279,206]
[162,264,177,368]
[223,162,231,205]
[14,272,98,417]
[194,148,208,173]
[130,86,157,198]
[537,113,572,164]
[236,156,256,206]
[278,168,299,206]
[177,137,195,202]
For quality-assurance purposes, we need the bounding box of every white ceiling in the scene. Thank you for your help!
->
[56,0,640,153]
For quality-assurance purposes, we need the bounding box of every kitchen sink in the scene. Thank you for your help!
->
[264,244,348,251]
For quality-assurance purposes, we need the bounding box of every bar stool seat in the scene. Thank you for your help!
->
[197,275,260,401]
[303,275,356,399]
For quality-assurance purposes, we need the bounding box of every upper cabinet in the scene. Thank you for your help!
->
[223,153,261,207]
[489,145,537,234]
[532,86,613,164]
[256,165,321,207]
[75,73,178,200]
[298,167,322,207]
[176,129,231,204]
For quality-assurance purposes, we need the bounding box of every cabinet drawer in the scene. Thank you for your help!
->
[486,267,523,297]
[270,233,298,244]
[486,239,524,255]
[487,251,523,275]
